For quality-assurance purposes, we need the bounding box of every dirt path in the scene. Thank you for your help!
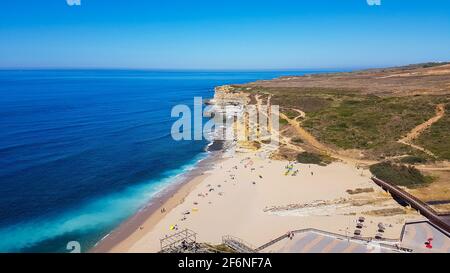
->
[254,95,304,153]
[397,104,445,157]
[250,92,449,170]
[277,103,450,170]
[416,164,450,171]
[289,108,306,121]
[278,112,376,166]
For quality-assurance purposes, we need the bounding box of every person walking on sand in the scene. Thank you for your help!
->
[287,231,294,240]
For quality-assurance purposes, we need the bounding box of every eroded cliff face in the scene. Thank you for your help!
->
[210,85,278,154]
[204,85,246,118]
[206,85,263,153]
[212,85,249,107]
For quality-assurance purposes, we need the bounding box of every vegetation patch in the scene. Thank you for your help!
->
[279,117,288,126]
[370,162,433,188]
[346,188,375,195]
[416,103,450,160]
[282,108,300,119]
[302,95,447,159]
[296,152,332,166]
[399,155,428,164]
[364,208,406,216]
[232,82,449,161]
[267,87,349,112]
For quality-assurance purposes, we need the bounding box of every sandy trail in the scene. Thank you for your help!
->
[416,164,450,171]
[102,91,436,253]
[288,108,306,121]
[278,112,376,166]
[255,94,303,152]
[279,103,448,169]
[397,104,445,157]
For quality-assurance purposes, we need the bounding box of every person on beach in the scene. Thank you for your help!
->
[287,231,294,240]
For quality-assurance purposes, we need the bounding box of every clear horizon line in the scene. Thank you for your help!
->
[0,61,443,72]
[0,65,386,72]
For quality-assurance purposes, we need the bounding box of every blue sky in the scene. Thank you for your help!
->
[1,0,449,69]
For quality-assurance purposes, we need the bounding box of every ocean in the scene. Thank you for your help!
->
[0,69,328,252]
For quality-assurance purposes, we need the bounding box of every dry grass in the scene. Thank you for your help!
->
[406,170,450,213]
[363,208,407,217]
[346,188,375,195]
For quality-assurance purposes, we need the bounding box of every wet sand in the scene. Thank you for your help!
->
[91,152,223,252]
[103,151,422,253]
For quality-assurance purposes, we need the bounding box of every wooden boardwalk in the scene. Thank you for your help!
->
[372,177,450,234]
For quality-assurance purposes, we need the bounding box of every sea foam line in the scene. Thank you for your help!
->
[0,152,209,252]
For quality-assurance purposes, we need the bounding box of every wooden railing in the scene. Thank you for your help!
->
[371,177,450,234]
[222,235,257,253]
[255,228,406,252]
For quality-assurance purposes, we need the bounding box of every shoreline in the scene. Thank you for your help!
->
[105,151,423,253]
[91,89,234,253]
[91,150,224,253]
[91,78,431,253]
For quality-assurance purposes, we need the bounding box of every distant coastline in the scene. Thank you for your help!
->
[0,70,318,252]
[99,63,450,253]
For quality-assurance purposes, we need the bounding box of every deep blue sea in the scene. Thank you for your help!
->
[0,69,328,252]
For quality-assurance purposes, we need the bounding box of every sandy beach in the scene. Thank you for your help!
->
[98,149,423,253]
[90,82,435,253]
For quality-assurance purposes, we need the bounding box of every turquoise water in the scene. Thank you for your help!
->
[0,69,329,252]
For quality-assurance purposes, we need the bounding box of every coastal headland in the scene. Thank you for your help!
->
[93,63,450,253]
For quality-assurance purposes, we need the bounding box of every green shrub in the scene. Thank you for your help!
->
[296,152,331,166]
[399,156,427,164]
[279,118,288,126]
[370,162,431,188]
[416,104,450,160]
